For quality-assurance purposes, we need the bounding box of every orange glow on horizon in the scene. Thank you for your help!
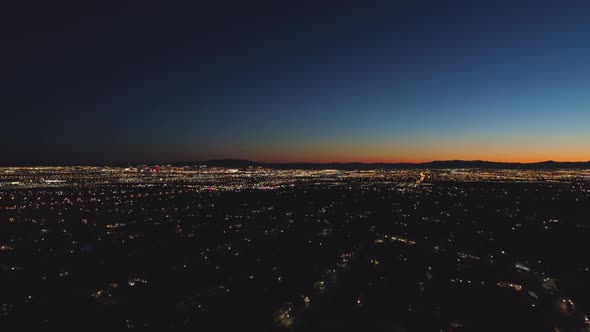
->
[226,152,590,164]
[196,137,590,164]
[254,156,590,164]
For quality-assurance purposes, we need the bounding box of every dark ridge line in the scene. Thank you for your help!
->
[1,159,590,170]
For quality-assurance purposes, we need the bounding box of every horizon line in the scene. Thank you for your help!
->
[2,158,590,167]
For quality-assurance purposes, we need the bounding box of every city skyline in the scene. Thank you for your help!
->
[4,3,590,331]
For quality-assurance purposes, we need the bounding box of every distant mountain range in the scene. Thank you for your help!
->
[193,159,590,170]
[3,159,589,169]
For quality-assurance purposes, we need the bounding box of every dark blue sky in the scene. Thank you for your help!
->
[2,1,590,163]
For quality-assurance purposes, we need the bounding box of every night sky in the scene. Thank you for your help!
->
[3,1,590,163]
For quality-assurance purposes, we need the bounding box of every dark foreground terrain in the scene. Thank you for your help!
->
[1,167,590,331]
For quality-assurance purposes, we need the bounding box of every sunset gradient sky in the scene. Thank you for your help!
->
[2,1,590,163]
